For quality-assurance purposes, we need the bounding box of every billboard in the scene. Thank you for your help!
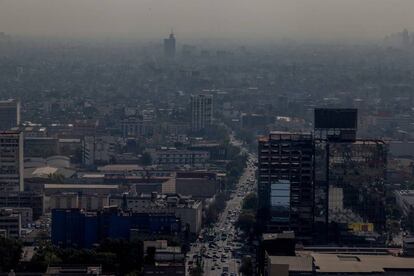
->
[348,223,374,233]
[314,108,358,129]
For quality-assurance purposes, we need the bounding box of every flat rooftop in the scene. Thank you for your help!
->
[44,184,118,189]
[259,132,313,142]
[98,164,143,172]
[268,255,313,272]
[310,252,414,273]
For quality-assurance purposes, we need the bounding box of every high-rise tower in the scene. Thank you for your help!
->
[163,31,176,58]
[0,99,20,131]
[0,131,24,192]
[313,108,387,242]
[258,132,314,242]
[190,94,213,132]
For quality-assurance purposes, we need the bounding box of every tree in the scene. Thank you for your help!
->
[204,193,227,225]
[225,151,247,190]
[239,256,254,276]
[190,257,204,276]
[96,239,144,274]
[242,193,258,211]
[28,239,144,275]
[47,172,65,183]
[0,238,22,272]
[236,128,255,145]
[26,245,62,272]
[236,210,256,233]
[215,192,227,211]
[140,152,152,166]
[144,247,156,265]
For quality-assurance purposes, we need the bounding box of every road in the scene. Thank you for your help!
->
[187,135,257,276]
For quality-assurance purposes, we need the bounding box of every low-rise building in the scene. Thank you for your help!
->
[266,254,313,276]
[0,209,21,238]
[395,190,414,217]
[46,193,110,212]
[44,184,120,196]
[45,265,102,275]
[109,193,202,235]
[0,207,32,227]
[175,172,219,200]
[395,190,414,231]
[149,148,209,166]
[263,247,414,276]
[51,208,181,248]
[0,191,44,220]
[24,137,59,158]
[311,251,414,275]
[142,240,185,276]
[82,136,118,166]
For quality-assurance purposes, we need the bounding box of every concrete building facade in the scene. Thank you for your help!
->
[258,132,314,242]
[190,94,213,131]
[0,131,24,192]
[0,99,20,131]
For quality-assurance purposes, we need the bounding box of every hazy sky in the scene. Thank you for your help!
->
[0,0,413,41]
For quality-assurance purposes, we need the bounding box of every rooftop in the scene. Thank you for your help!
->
[98,164,143,172]
[44,184,119,189]
[263,231,295,241]
[310,252,414,273]
[259,131,313,142]
[396,190,414,206]
[268,255,313,272]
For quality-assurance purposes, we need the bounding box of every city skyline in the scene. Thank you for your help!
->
[1,3,414,275]
[1,1,414,41]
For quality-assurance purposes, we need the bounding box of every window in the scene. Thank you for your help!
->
[270,180,290,222]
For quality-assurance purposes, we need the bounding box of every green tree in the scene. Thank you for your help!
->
[140,152,152,166]
[190,257,204,276]
[28,239,144,275]
[242,193,258,211]
[204,193,228,225]
[236,210,256,233]
[97,239,144,274]
[144,247,156,265]
[47,172,65,183]
[26,245,61,272]
[239,256,254,276]
[0,238,22,272]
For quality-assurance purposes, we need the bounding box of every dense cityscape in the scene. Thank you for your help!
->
[1,24,414,275]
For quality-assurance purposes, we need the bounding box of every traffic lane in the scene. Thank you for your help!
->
[188,152,256,275]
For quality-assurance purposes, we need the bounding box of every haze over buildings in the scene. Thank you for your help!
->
[0,1,414,275]
[1,0,414,41]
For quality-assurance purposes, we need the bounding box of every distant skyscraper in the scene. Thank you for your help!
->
[0,99,20,131]
[164,31,176,58]
[402,28,410,47]
[0,131,24,192]
[191,94,213,131]
[258,132,314,243]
